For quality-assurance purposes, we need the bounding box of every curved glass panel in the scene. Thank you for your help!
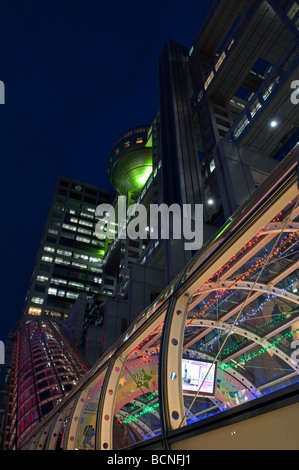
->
[56,401,76,450]
[113,320,164,449]
[74,371,106,450]
[181,197,299,426]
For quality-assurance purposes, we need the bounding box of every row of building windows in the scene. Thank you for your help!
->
[31,289,80,305]
[43,247,102,264]
[46,231,104,249]
[47,289,79,299]
[114,137,144,155]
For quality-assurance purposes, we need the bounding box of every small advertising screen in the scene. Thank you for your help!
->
[182,358,217,396]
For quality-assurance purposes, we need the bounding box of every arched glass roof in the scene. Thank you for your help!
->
[18,147,299,450]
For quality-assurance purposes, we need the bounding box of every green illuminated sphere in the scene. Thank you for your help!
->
[108,126,152,196]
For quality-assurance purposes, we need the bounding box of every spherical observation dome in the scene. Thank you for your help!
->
[108,126,152,196]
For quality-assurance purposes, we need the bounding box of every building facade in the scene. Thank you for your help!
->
[3,318,88,449]
[80,0,299,359]
[22,176,115,322]
[3,0,299,449]
[11,146,299,450]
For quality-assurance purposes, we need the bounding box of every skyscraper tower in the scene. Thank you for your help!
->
[4,318,88,449]
[23,176,115,322]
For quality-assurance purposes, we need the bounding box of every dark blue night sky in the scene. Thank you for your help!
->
[0,0,212,343]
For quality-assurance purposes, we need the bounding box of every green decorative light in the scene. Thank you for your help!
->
[133,165,152,187]
[220,327,299,371]
[122,402,159,424]
[214,219,234,241]
[221,311,295,357]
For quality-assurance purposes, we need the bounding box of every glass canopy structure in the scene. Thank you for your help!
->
[17,146,299,450]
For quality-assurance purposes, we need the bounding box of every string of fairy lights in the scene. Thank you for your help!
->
[188,229,299,326]
[115,206,299,432]
[179,201,299,426]
[220,327,299,371]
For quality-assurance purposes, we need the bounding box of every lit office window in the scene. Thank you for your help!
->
[92,240,102,245]
[89,257,101,263]
[74,253,89,260]
[204,71,214,90]
[79,219,93,227]
[227,38,234,51]
[48,229,58,235]
[215,51,226,72]
[77,227,92,235]
[32,297,44,305]
[57,249,72,257]
[66,292,79,299]
[69,281,85,289]
[48,288,57,295]
[44,246,55,253]
[262,76,279,100]
[48,311,61,317]
[28,307,42,315]
[76,236,90,243]
[80,211,94,219]
[55,257,71,266]
[36,275,49,282]
[250,99,262,117]
[41,256,53,263]
[62,223,77,231]
[287,2,299,20]
[51,278,67,286]
[72,262,88,269]
[233,115,250,139]
[89,266,102,272]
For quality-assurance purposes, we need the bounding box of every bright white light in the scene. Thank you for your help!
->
[207,198,214,205]
[270,120,277,128]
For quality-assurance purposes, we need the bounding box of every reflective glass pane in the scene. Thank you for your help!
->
[113,321,164,449]
[56,401,75,450]
[181,199,299,426]
[75,372,105,450]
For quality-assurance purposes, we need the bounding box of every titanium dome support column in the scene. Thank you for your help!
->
[159,291,191,442]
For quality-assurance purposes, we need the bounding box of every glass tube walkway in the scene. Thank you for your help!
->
[19,146,299,450]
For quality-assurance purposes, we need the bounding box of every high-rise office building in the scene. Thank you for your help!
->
[77,0,299,360]
[23,176,115,321]
[3,318,88,449]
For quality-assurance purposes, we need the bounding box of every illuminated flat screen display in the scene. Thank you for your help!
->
[182,358,217,396]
